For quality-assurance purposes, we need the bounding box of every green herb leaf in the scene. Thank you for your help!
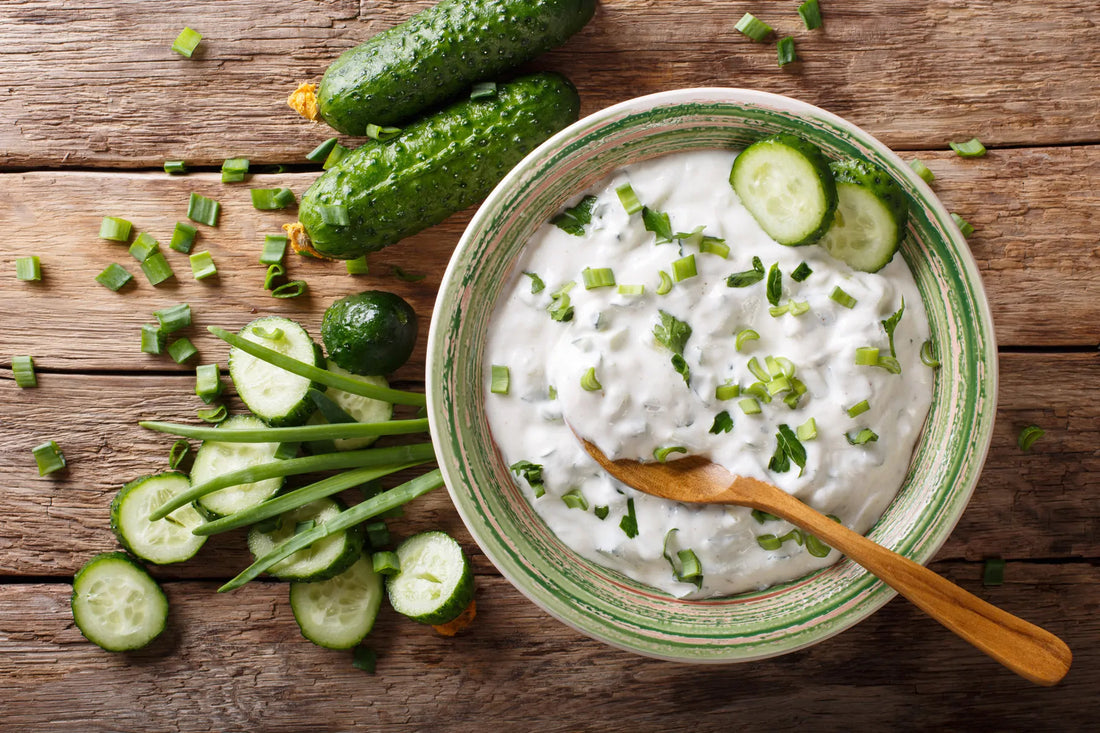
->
[547,281,575,322]
[766,263,782,306]
[881,298,906,357]
[653,310,692,355]
[641,207,673,244]
[791,262,813,282]
[551,195,598,236]
[769,424,807,476]
[709,411,733,434]
[619,498,639,538]
[509,460,545,498]
[670,353,691,385]
[726,256,766,288]
[524,271,545,294]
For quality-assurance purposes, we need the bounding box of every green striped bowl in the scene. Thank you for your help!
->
[427,89,997,662]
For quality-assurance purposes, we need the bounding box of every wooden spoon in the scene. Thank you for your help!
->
[576,435,1071,686]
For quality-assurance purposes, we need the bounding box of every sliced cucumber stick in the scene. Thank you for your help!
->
[71,552,168,651]
[248,496,363,581]
[190,414,284,518]
[229,317,323,427]
[111,472,206,564]
[290,554,383,649]
[818,158,910,272]
[386,531,474,625]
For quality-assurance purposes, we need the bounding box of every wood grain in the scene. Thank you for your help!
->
[2,0,1098,169]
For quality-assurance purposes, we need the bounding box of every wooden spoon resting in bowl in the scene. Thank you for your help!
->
[576,435,1071,686]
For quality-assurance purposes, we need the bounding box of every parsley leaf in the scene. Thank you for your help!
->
[619,497,639,538]
[766,262,782,306]
[509,460,545,497]
[670,353,691,385]
[881,298,906,357]
[547,281,575,322]
[709,410,734,434]
[551,195,598,236]
[768,423,807,476]
[791,262,813,282]
[727,256,766,288]
[524,271,545,294]
[642,206,674,244]
[653,310,692,355]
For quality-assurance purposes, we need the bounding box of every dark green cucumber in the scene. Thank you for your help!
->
[317,0,595,134]
[299,72,580,259]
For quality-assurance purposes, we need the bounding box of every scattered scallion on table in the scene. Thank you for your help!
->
[12,355,37,388]
[153,303,191,334]
[909,158,935,184]
[1017,425,1044,451]
[189,251,217,280]
[264,263,285,290]
[32,440,66,475]
[952,212,975,237]
[306,137,338,163]
[949,137,987,158]
[798,0,823,30]
[15,256,41,281]
[197,404,228,423]
[98,217,132,242]
[777,36,797,66]
[250,188,296,210]
[140,323,165,355]
[167,338,198,364]
[220,158,250,183]
[271,280,308,299]
[164,160,187,175]
[194,363,223,404]
[345,256,369,275]
[171,27,202,58]
[95,263,132,292]
[735,12,773,41]
[129,232,160,263]
[169,222,198,253]
[168,439,191,470]
[260,235,288,265]
[187,193,221,227]
[372,552,401,576]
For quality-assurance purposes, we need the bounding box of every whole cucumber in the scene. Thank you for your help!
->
[317,0,595,134]
[297,72,580,259]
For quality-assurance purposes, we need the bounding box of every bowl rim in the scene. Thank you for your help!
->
[427,87,998,662]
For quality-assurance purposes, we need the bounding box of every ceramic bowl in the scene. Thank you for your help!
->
[427,89,997,662]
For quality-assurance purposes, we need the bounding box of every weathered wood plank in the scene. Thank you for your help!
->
[2,0,1098,168]
[1,353,1096,577]
[0,564,1096,731]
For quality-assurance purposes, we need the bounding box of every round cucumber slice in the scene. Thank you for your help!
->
[110,472,206,565]
[386,531,475,625]
[729,133,837,246]
[229,317,323,427]
[247,496,363,581]
[818,159,910,272]
[191,415,284,518]
[71,552,168,652]
[320,361,393,451]
[290,555,383,649]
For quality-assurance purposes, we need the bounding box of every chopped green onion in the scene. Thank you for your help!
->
[727,256,766,288]
[709,410,733,434]
[259,235,288,265]
[777,36,797,66]
[676,549,702,583]
[950,137,987,158]
[15,256,41,281]
[715,381,740,401]
[169,222,198,253]
[881,299,906,357]
[779,529,804,546]
[372,552,401,576]
[469,81,497,100]
[306,137,338,163]
[846,428,879,445]
[580,367,602,392]
[561,489,589,511]
[167,337,198,364]
[220,158,250,183]
[594,505,609,520]
[952,212,975,237]
[739,398,761,415]
[171,27,202,58]
[552,196,598,236]
[755,534,782,551]
[32,440,66,476]
[743,382,771,403]
[128,232,159,262]
[164,160,187,175]
[509,460,545,498]
[766,263,782,306]
[364,520,389,548]
[733,329,759,352]
[264,263,285,290]
[582,266,616,290]
[920,339,940,368]
[323,143,350,170]
[655,270,673,295]
[791,262,813,282]
[352,646,378,674]
[189,251,217,280]
[153,303,191,334]
[1017,425,1044,451]
[875,355,902,374]
[140,324,164,355]
[909,158,935,184]
[365,123,401,141]
[768,304,789,317]
[98,217,132,242]
[653,445,687,463]
[765,355,787,377]
[548,385,557,400]
[798,0,823,29]
[12,355,36,388]
[788,300,810,316]
[250,188,296,210]
[982,558,1005,586]
[547,281,575,322]
[490,365,510,395]
[752,509,780,524]
[830,286,857,309]
[197,404,228,423]
[671,254,697,282]
[735,12,773,41]
[523,271,545,293]
[95,263,132,292]
[271,280,307,299]
[642,207,673,244]
[318,204,349,226]
[854,346,880,366]
[615,183,643,214]
[846,400,870,418]
[168,439,191,470]
[345,255,369,275]
[619,498,638,539]
[766,376,791,395]
[747,356,769,383]
[195,363,223,404]
[187,193,221,226]
[617,283,645,296]
[796,418,817,441]
[698,237,730,259]
[139,252,173,285]
[805,533,831,558]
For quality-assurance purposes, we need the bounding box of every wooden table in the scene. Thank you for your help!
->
[2,1,1097,729]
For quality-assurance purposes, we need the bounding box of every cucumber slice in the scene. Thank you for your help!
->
[317,361,393,451]
[385,531,475,625]
[289,554,383,649]
[229,317,323,427]
[71,552,168,652]
[247,496,363,581]
[110,472,206,564]
[818,159,910,272]
[730,133,837,246]
[191,414,284,518]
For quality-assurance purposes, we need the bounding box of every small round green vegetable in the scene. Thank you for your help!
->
[321,291,418,376]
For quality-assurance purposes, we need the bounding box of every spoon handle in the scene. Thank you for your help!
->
[755,487,1072,686]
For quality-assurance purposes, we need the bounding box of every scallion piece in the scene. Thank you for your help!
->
[735,12,773,41]
[345,255,369,275]
[197,404,228,423]
[523,271,545,294]
[318,204,350,226]
[796,418,817,441]
[364,520,389,547]
[140,323,165,355]
[1017,425,1044,451]
[788,300,810,316]
[672,254,697,282]
[747,356,769,383]
[854,346,880,366]
[168,439,191,470]
[615,183,643,214]
[909,158,935,184]
[365,123,401,141]
[169,222,198,253]
[699,237,730,259]
[830,286,857,309]
[189,251,217,280]
[264,263,285,290]
[154,303,191,334]
[727,256,766,288]
[561,489,589,511]
[220,158,250,183]
[676,549,702,583]
[187,193,221,227]
[32,440,66,476]
[766,376,791,396]
[260,235,288,265]
[619,497,639,539]
[617,284,644,296]
[875,355,902,374]
[195,363,223,404]
[733,329,758,352]
[777,36,797,66]
[582,266,616,290]
[656,270,673,295]
[744,382,771,403]
[128,232,160,263]
[766,263,782,306]
[490,365,510,395]
[846,428,879,445]
[271,280,307,299]
[846,400,870,418]
[805,534,831,558]
[12,355,36,388]
[164,160,187,175]
[920,339,940,368]
[469,81,497,100]
[791,262,813,282]
[95,263,133,292]
[509,460,545,498]
[739,398,761,415]
[715,382,740,401]
[99,217,132,242]
[952,212,975,237]
[768,304,789,317]
[15,256,41,281]
[372,552,401,576]
[171,27,202,58]
[594,506,609,520]
[142,420,430,448]
[250,188,296,210]
[751,510,779,524]
[580,367,602,392]
[983,558,1006,586]
[391,266,425,282]
[950,137,987,158]
[323,143,350,170]
[798,0,823,29]
[306,137,338,163]
[166,337,197,364]
[755,534,782,551]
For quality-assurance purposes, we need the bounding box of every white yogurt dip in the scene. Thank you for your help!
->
[483,150,934,598]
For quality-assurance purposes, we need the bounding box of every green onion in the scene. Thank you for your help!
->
[260,235,288,265]
[95,263,133,291]
[345,255,369,275]
[391,266,425,282]
[752,509,780,524]
[189,251,217,280]
[306,137,338,163]
[509,460,545,498]
[653,445,687,463]
[197,404,228,423]
[950,137,987,158]
[250,326,283,341]
[875,355,902,374]
[672,254,697,282]
[143,418,429,447]
[32,440,66,476]
[829,286,856,309]
[164,160,187,175]
[642,207,673,244]
[798,0,823,29]
[796,417,817,441]
[194,363,223,404]
[352,646,378,674]
[187,193,221,226]
[952,212,975,237]
[676,549,702,583]
[469,81,497,100]
[167,337,198,364]
[168,439,191,470]
[698,237,730,259]
[98,217,132,242]
[854,346,880,366]
[364,520,389,548]
[777,36,797,66]
[617,284,644,296]
[552,196,598,236]
[766,376,791,395]
[739,398,761,415]
[715,382,740,401]
[523,271,545,293]
[920,339,940,368]
[293,519,317,536]
[171,27,202,57]
[909,158,935,184]
[881,299,905,357]
[219,469,445,592]
[735,12,773,41]
[15,256,41,281]
[655,270,673,295]
[1017,425,1044,451]
[788,300,810,316]
[169,222,198,253]
[323,143,350,170]
[805,533,831,558]
[582,266,616,290]
[365,123,401,141]
[140,323,165,355]
[264,263,285,290]
[747,356,769,383]
[743,382,771,403]
[709,410,734,434]
[768,304,789,317]
[318,204,349,226]
[733,329,758,352]
[490,365,510,395]
[846,400,870,418]
[580,367,602,392]
[619,497,639,539]
[128,232,160,262]
[209,326,427,406]
[548,385,557,400]
[561,489,589,511]
[768,424,807,476]
[615,183,643,214]
[220,158,250,183]
[727,256,766,288]
[250,188,296,210]
[982,558,1005,586]
[766,263,782,306]
[373,552,401,576]
[846,428,879,445]
[272,280,307,299]
[593,506,609,520]
[153,303,191,334]
[791,262,813,282]
[755,534,782,551]
[779,529,804,546]
[12,355,36,388]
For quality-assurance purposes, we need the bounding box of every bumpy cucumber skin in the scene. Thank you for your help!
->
[318,0,595,133]
[71,552,168,652]
[828,158,910,246]
[321,291,418,376]
[301,72,581,259]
